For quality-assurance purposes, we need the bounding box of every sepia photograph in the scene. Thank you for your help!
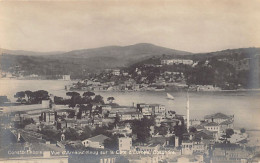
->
[0,0,260,163]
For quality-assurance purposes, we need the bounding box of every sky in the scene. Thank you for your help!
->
[0,0,260,53]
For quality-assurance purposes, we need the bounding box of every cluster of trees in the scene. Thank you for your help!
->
[54,91,104,107]
[14,90,49,104]
[14,118,34,129]
[220,128,235,143]
[131,117,155,143]
[54,91,113,119]
[184,59,238,89]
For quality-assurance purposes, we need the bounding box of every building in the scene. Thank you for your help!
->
[204,122,220,134]
[112,69,120,76]
[137,103,166,117]
[62,75,71,81]
[82,134,109,149]
[204,113,234,124]
[40,111,57,123]
[118,137,132,151]
[161,59,193,65]
[182,140,193,155]
[117,111,143,121]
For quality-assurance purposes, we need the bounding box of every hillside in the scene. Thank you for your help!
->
[0,43,192,78]
[1,44,259,82]
[0,48,64,56]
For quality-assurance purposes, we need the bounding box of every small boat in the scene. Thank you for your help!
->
[167,93,174,100]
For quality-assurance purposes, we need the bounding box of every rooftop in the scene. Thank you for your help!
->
[204,112,231,120]
[205,122,219,126]
[84,134,109,143]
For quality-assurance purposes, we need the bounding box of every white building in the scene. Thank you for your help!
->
[161,59,193,65]
[62,75,71,81]
[118,137,132,151]
[82,134,109,149]
[112,69,120,76]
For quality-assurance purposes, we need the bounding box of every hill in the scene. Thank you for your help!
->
[0,48,64,56]
[57,43,192,59]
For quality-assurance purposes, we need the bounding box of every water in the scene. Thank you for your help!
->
[0,79,260,130]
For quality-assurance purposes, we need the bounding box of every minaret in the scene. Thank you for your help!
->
[186,92,190,132]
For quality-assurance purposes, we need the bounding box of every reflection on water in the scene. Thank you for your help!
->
[0,79,260,130]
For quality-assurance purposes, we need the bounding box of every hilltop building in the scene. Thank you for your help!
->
[161,59,193,65]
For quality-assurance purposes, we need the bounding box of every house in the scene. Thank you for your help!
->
[82,134,109,149]
[137,103,166,117]
[118,137,132,151]
[181,140,193,155]
[112,69,120,76]
[112,123,132,136]
[117,111,143,121]
[219,119,234,133]
[204,122,220,134]
[204,113,234,124]
[40,111,57,123]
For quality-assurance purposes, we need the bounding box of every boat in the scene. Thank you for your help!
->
[167,93,174,100]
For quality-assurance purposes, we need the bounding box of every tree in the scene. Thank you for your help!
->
[240,128,246,133]
[79,126,92,140]
[132,117,154,143]
[189,127,197,133]
[66,92,81,108]
[32,90,49,103]
[14,91,25,103]
[155,124,168,136]
[103,135,123,150]
[226,128,234,138]
[93,95,104,104]
[24,90,33,103]
[83,91,95,98]
[64,128,80,141]
[66,92,80,97]
[107,97,115,103]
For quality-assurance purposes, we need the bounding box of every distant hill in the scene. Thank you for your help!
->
[56,43,192,59]
[0,48,64,56]
[191,47,260,61]
[1,44,259,80]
